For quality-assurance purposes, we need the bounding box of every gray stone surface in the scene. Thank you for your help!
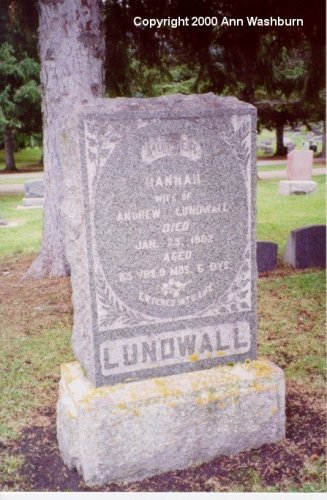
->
[57,359,285,486]
[61,94,257,387]
[22,197,44,207]
[284,225,326,269]
[256,241,278,273]
[24,179,44,198]
[279,180,317,195]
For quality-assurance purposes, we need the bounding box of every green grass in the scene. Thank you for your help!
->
[257,175,326,253]
[0,195,42,257]
[0,324,72,441]
[258,270,325,390]
[0,147,42,171]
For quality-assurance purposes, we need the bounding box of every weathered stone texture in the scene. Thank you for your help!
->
[60,93,257,387]
[57,359,285,486]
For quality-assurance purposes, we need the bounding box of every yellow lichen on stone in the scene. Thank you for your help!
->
[216,350,226,357]
[153,378,182,399]
[248,359,275,379]
[188,353,199,362]
[61,362,81,384]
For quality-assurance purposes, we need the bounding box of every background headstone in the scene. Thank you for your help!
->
[279,149,317,195]
[24,179,44,197]
[284,225,326,269]
[286,149,313,180]
[257,241,278,272]
[22,179,44,207]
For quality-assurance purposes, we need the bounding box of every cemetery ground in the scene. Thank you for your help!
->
[0,177,325,492]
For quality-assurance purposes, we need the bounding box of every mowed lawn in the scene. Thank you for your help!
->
[0,176,325,492]
[0,147,42,172]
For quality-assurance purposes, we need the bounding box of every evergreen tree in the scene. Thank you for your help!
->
[0,42,41,170]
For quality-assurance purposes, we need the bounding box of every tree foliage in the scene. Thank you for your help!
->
[103,0,325,153]
[0,42,41,137]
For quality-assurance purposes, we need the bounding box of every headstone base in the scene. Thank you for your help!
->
[57,359,285,486]
[22,197,44,207]
[279,180,317,195]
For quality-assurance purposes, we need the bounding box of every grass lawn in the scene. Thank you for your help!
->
[0,177,325,492]
[257,176,326,253]
[0,195,42,257]
[0,147,42,172]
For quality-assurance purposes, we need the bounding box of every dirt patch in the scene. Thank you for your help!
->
[6,384,324,492]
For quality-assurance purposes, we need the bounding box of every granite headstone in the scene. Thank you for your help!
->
[257,241,278,273]
[61,94,257,387]
[284,225,326,269]
[279,149,317,195]
[24,179,44,197]
[22,179,44,207]
[57,94,285,486]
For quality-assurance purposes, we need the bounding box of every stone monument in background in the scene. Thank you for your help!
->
[279,149,317,195]
[22,179,44,207]
[58,93,285,486]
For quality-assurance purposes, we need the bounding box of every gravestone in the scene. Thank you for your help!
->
[257,241,278,273]
[57,94,285,485]
[279,149,317,195]
[284,225,326,269]
[22,179,44,207]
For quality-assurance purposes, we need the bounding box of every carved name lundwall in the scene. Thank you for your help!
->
[100,321,250,375]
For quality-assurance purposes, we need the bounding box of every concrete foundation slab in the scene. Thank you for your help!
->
[279,180,317,195]
[57,359,285,486]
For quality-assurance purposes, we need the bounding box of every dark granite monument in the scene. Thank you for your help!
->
[257,241,278,273]
[284,225,326,269]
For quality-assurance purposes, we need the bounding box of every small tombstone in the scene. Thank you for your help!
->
[22,179,44,207]
[257,241,278,273]
[287,142,295,152]
[279,149,317,195]
[284,225,326,269]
